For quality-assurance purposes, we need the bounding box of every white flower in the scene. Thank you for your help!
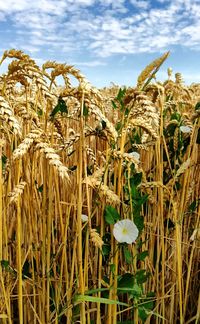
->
[113,219,139,244]
[180,125,192,133]
[128,151,140,161]
[81,214,89,222]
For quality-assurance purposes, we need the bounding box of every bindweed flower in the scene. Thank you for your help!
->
[113,219,139,244]
[180,125,192,133]
[81,214,88,222]
[128,151,140,161]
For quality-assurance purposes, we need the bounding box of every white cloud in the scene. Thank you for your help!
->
[181,72,200,84]
[130,0,150,9]
[32,57,46,66]
[0,0,67,14]
[0,0,200,60]
[19,45,40,53]
[0,12,5,20]
[73,60,106,67]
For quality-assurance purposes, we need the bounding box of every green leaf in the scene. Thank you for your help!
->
[171,112,181,122]
[103,232,111,243]
[85,288,110,295]
[137,250,148,261]
[135,195,149,208]
[83,103,89,116]
[130,283,143,298]
[138,306,149,322]
[195,102,200,110]
[174,181,181,190]
[74,295,128,306]
[110,264,116,274]
[118,273,134,294]
[50,105,61,118]
[1,260,9,269]
[50,96,68,118]
[147,311,167,321]
[37,108,43,116]
[131,190,148,209]
[102,275,110,286]
[141,292,155,311]
[0,260,16,275]
[123,245,132,264]
[133,214,144,233]
[130,173,143,187]
[135,270,150,284]
[2,154,7,166]
[133,132,141,144]
[104,205,120,225]
[125,108,129,116]
[38,184,43,193]
[116,88,126,102]
[102,244,111,257]
[115,121,122,132]
[111,100,117,110]
[131,184,139,198]
[188,199,200,212]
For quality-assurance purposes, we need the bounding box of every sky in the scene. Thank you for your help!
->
[0,0,200,88]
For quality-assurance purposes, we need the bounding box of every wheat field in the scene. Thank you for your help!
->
[0,49,199,324]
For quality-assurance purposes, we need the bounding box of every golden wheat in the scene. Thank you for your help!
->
[0,49,199,324]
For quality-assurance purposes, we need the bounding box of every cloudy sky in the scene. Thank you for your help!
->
[0,0,200,87]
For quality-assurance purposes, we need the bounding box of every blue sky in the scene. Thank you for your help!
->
[0,0,200,87]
